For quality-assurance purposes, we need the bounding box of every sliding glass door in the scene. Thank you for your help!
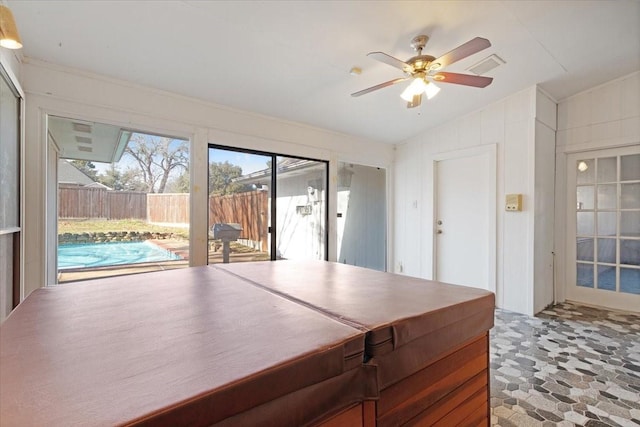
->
[208,146,328,264]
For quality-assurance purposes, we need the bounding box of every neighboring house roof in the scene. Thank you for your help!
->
[85,182,113,190]
[234,159,324,185]
[58,160,98,186]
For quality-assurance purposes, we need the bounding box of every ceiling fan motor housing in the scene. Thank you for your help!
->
[406,54,436,74]
[410,35,429,52]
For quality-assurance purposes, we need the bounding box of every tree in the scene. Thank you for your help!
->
[70,160,98,181]
[209,161,243,195]
[124,134,188,193]
[98,164,145,191]
[166,169,190,193]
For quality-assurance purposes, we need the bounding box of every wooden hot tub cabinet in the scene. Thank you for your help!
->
[216,260,495,426]
[1,261,494,426]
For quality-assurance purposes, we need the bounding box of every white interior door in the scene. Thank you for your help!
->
[434,146,496,291]
[566,145,640,312]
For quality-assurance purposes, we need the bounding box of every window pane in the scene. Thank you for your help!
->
[620,268,640,294]
[57,125,191,282]
[577,263,594,287]
[621,183,640,209]
[597,184,617,210]
[597,157,617,183]
[597,212,616,237]
[0,72,20,230]
[577,238,594,261]
[577,186,594,210]
[337,162,386,271]
[621,154,640,181]
[597,265,616,291]
[620,239,640,266]
[276,156,327,261]
[597,238,616,263]
[207,147,271,264]
[621,211,640,237]
[577,159,595,184]
[577,212,594,236]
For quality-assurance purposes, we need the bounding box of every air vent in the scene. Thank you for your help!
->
[467,54,505,76]
[72,122,92,133]
[78,146,93,152]
[75,136,92,144]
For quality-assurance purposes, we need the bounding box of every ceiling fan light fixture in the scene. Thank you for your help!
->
[0,5,22,49]
[400,77,440,102]
[400,77,427,102]
[424,81,440,99]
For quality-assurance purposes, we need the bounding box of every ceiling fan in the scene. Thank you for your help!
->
[351,35,494,108]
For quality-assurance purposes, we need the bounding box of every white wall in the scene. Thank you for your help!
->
[554,71,640,303]
[394,86,557,315]
[21,59,393,298]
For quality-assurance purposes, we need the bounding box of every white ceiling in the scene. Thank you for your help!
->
[7,0,640,144]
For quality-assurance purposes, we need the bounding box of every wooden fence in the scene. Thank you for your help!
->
[59,187,268,250]
[208,191,268,250]
[58,186,146,220]
[147,193,190,224]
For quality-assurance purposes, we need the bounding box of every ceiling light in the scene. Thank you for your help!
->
[578,161,589,172]
[349,67,362,76]
[400,76,440,102]
[424,81,441,99]
[0,5,22,49]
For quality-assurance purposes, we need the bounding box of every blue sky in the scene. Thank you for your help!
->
[208,148,270,175]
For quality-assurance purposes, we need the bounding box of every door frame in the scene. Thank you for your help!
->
[431,144,497,292]
[565,145,640,312]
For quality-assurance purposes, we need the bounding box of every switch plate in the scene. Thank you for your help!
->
[505,194,523,211]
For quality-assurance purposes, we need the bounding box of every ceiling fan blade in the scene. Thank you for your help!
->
[431,37,491,69]
[432,72,493,88]
[367,52,414,73]
[407,93,422,108]
[351,77,408,97]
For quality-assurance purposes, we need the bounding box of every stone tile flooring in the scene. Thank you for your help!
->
[491,303,640,427]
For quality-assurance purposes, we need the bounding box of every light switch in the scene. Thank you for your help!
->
[505,194,523,211]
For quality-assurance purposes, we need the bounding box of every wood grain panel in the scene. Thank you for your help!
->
[459,401,490,427]
[432,386,487,427]
[395,370,487,426]
[317,403,363,427]
[378,334,487,426]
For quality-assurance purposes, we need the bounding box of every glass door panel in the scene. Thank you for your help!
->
[337,162,387,271]
[569,147,640,311]
[208,147,271,263]
[275,156,327,261]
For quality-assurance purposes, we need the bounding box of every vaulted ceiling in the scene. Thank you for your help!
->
[8,0,640,144]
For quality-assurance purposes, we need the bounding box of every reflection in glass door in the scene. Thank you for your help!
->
[275,156,327,261]
[336,162,386,271]
[569,147,640,311]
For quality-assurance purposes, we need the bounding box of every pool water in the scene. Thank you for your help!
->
[58,241,182,270]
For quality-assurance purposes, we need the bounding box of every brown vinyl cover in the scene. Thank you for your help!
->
[215,260,495,386]
[0,266,369,426]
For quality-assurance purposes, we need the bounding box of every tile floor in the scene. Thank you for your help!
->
[491,303,640,427]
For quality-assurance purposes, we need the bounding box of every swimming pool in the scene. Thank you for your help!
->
[58,241,182,270]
